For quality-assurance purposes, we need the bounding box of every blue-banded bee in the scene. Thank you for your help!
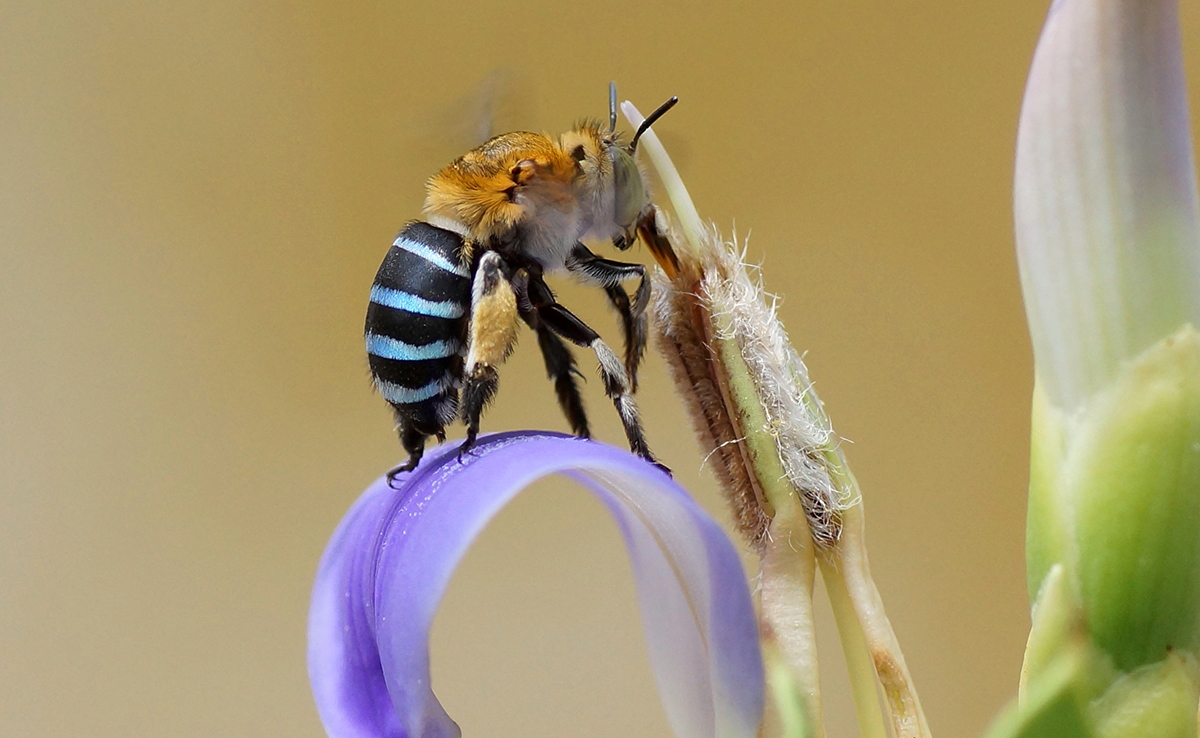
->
[366,85,678,481]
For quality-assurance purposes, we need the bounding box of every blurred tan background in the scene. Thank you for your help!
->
[4,1,1190,736]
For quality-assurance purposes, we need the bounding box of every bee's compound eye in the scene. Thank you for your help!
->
[570,145,586,162]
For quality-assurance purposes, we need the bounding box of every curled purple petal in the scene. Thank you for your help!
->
[308,431,764,738]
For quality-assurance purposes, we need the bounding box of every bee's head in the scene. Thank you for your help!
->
[560,85,678,242]
[609,86,678,234]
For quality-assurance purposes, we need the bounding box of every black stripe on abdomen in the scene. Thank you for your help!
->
[365,302,463,348]
[365,221,471,409]
[373,222,472,300]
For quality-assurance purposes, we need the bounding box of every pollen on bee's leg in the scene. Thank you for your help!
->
[460,251,523,450]
[466,252,520,374]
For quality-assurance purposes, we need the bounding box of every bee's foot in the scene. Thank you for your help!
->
[456,435,479,464]
[385,455,424,488]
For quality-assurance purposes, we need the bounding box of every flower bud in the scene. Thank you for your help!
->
[1015,0,1200,727]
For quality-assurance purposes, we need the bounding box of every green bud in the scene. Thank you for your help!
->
[1014,0,1200,729]
[1092,652,1200,738]
[986,642,1095,738]
[1021,565,1102,698]
[1029,325,1200,671]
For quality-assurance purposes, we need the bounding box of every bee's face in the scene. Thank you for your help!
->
[560,123,648,237]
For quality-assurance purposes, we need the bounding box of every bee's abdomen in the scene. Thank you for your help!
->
[365,222,471,426]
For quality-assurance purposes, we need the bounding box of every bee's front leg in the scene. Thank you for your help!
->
[565,243,650,388]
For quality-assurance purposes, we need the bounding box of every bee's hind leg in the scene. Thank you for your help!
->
[459,365,498,461]
[386,421,427,488]
[459,252,520,462]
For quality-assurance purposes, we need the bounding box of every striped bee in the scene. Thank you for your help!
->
[366,85,678,481]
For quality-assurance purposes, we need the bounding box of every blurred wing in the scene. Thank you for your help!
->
[399,69,538,164]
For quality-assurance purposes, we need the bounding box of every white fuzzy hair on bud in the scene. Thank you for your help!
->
[704,229,856,546]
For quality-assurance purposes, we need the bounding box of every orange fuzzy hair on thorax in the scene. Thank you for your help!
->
[423,131,579,245]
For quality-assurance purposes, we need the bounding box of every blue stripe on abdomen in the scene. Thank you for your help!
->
[369,285,465,318]
[375,376,448,405]
[365,332,459,361]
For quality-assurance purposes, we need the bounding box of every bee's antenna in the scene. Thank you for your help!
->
[608,82,618,135]
[629,96,679,153]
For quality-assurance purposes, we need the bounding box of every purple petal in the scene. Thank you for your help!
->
[308,431,764,738]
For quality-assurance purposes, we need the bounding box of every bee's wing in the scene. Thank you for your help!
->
[457,68,537,146]
[400,69,538,165]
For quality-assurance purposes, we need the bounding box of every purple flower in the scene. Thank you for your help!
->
[307,431,764,738]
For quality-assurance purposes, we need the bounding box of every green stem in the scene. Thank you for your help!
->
[761,514,825,738]
[765,640,815,738]
[829,502,931,738]
[821,559,889,738]
[624,95,929,737]
[709,313,824,736]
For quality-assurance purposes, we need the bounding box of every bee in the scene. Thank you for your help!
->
[366,84,678,481]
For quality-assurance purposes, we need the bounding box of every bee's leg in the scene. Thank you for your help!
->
[537,326,591,438]
[386,420,426,488]
[565,243,649,388]
[601,284,644,392]
[512,270,591,438]
[529,283,667,474]
[565,243,650,317]
[459,252,520,459]
[459,366,499,460]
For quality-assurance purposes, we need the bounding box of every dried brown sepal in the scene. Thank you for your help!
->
[653,266,772,547]
[646,213,848,549]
